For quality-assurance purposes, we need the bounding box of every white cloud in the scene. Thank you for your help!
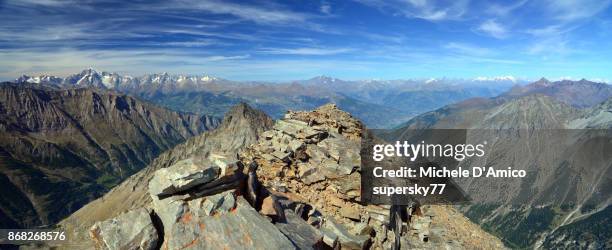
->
[486,0,528,16]
[544,0,612,22]
[478,19,508,39]
[170,0,308,24]
[525,25,568,37]
[526,38,573,56]
[258,47,353,55]
[354,0,469,21]
[0,49,250,79]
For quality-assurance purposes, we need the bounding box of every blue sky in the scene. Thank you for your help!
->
[0,0,611,81]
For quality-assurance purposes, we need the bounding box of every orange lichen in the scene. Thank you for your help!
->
[180,238,199,249]
[242,233,253,245]
[180,211,193,223]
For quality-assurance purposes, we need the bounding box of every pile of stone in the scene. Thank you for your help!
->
[240,104,433,249]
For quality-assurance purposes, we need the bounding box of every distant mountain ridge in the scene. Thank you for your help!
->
[502,77,612,108]
[15,69,523,128]
[0,82,218,228]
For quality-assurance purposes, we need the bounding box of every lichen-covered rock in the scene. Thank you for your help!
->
[89,208,159,250]
[152,195,295,250]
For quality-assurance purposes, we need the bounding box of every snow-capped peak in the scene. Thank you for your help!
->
[473,75,517,82]
[200,75,217,82]
[425,78,437,84]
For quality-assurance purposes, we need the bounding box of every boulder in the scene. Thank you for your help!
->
[260,196,278,217]
[323,218,370,250]
[275,209,324,250]
[148,158,220,198]
[274,119,322,139]
[152,195,295,250]
[288,139,304,152]
[90,208,159,250]
[340,206,361,221]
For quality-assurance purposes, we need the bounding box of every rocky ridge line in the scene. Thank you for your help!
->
[85,104,505,250]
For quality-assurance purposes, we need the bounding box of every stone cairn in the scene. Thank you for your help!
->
[90,104,432,250]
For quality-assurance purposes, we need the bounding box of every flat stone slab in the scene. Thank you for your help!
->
[149,158,220,197]
[90,207,159,250]
[152,195,296,250]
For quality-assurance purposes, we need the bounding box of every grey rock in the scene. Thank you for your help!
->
[335,177,360,198]
[271,150,292,162]
[352,223,373,236]
[288,139,305,152]
[323,218,370,250]
[339,206,360,221]
[274,119,322,139]
[209,153,241,177]
[202,190,236,216]
[148,158,220,197]
[90,208,158,250]
[298,163,325,184]
[319,137,360,175]
[305,144,329,164]
[276,209,324,250]
[320,228,339,248]
[152,195,295,250]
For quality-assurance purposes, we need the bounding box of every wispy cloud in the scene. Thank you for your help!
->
[0,0,610,80]
[485,0,528,16]
[526,38,574,56]
[544,0,612,22]
[167,0,309,25]
[444,42,492,57]
[354,0,469,21]
[258,47,353,55]
[0,48,250,79]
[477,19,508,39]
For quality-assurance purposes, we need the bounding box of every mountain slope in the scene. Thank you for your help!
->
[389,91,611,248]
[0,83,218,228]
[59,103,273,248]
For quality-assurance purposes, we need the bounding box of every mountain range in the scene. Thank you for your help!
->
[15,69,523,128]
[2,71,611,249]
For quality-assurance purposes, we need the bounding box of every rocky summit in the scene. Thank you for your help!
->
[65,103,503,250]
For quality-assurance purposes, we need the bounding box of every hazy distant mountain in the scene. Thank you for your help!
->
[388,80,612,248]
[503,78,612,108]
[0,82,218,228]
[16,69,521,128]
